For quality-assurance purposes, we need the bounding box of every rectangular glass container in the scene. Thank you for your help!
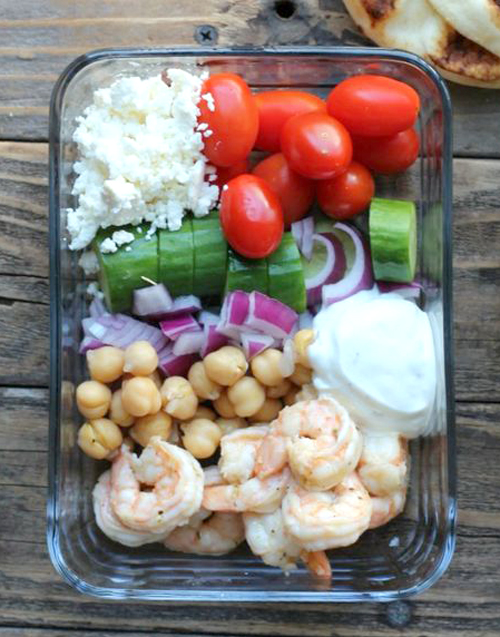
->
[48,47,456,602]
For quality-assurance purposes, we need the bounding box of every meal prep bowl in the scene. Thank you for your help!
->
[48,47,455,601]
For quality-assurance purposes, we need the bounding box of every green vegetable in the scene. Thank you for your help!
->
[192,211,227,296]
[226,249,268,295]
[158,218,194,297]
[267,232,307,312]
[369,197,417,283]
[94,226,158,313]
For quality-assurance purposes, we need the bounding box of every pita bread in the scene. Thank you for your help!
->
[427,0,500,58]
[343,0,500,87]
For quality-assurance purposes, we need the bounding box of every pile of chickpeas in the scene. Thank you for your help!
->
[76,329,315,462]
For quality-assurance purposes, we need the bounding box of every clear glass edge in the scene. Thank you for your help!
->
[47,45,457,602]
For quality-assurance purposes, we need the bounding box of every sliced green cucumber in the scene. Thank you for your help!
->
[192,210,227,296]
[369,197,417,283]
[158,218,194,297]
[267,232,307,312]
[225,249,268,295]
[94,226,158,313]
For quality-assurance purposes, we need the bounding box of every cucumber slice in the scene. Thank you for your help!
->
[94,226,158,313]
[369,197,417,283]
[226,249,268,295]
[192,210,227,296]
[159,218,194,297]
[268,232,307,312]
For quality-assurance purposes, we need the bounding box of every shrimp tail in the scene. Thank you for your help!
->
[301,550,332,581]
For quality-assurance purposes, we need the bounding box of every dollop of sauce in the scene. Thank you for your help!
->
[308,288,436,438]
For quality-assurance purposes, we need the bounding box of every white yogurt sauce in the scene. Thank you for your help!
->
[308,288,436,438]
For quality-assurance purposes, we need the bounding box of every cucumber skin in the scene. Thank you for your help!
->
[192,211,228,297]
[267,232,307,313]
[369,197,417,283]
[94,226,158,313]
[226,249,268,295]
[158,218,194,297]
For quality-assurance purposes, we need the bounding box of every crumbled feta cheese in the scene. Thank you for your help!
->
[112,230,135,247]
[201,92,215,112]
[78,250,99,275]
[87,282,104,299]
[66,70,219,250]
[197,122,209,132]
[203,130,213,138]
[125,246,132,252]
[100,238,118,254]
[208,174,217,182]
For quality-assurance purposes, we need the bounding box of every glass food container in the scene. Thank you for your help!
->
[48,47,456,601]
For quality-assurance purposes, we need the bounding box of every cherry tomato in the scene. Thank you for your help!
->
[281,112,352,180]
[220,174,284,259]
[198,73,258,167]
[252,153,315,227]
[327,75,420,137]
[316,161,374,220]
[254,90,326,152]
[214,158,249,189]
[352,128,420,174]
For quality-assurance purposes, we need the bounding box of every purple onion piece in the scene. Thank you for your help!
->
[159,314,201,341]
[243,291,298,340]
[132,283,173,319]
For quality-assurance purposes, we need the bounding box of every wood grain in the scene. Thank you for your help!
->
[0,0,494,157]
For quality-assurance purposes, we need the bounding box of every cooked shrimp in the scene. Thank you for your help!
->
[203,467,290,514]
[301,550,332,580]
[282,473,372,551]
[369,488,407,529]
[218,425,269,485]
[164,511,245,555]
[203,464,225,487]
[110,437,204,535]
[357,433,409,497]
[92,470,167,547]
[256,398,363,491]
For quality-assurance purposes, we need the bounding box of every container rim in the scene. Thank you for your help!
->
[48,45,455,602]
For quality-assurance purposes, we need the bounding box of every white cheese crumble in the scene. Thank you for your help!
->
[87,282,104,299]
[66,69,219,250]
[78,250,99,275]
[100,229,135,254]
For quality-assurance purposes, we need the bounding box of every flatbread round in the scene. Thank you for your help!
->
[343,0,500,87]
[427,0,500,58]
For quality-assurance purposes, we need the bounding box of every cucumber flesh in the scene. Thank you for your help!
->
[192,211,227,296]
[369,197,417,283]
[226,249,268,295]
[94,226,158,313]
[159,218,194,297]
[267,232,307,312]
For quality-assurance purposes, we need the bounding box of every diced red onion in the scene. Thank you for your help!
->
[291,217,314,260]
[159,314,201,341]
[199,310,220,326]
[322,222,373,307]
[89,297,107,318]
[85,314,168,352]
[305,233,346,306]
[79,336,104,354]
[200,324,228,358]
[132,284,173,319]
[157,344,198,377]
[243,291,298,340]
[217,290,250,339]
[298,311,314,330]
[279,338,295,377]
[173,331,205,356]
[153,294,202,318]
[240,332,275,360]
[291,221,303,250]
[378,281,422,300]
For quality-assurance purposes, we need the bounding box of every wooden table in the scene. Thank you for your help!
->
[1,0,500,635]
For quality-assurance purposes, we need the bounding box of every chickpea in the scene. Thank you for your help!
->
[86,346,124,383]
[109,389,135,427]
[294,329,314,369]
[130,411,172,447]
[181,418,222,459]
[213,390,237,418]
[188,361,222,400]
[289,363,312,387]
[77,418,123,460]
[203,346,247,386]
[122,377,161,417]
[249,398,282,423]
[76,380,112,420]
[283,386,300,406]
[216,417,247,436]
[250,349,285,387]
[227,377,266,418]
[193,405,217,421]
[267,378,292,399]
[123,340,158,376]
[160,376,198,420]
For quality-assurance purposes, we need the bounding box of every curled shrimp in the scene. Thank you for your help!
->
[92,470,167,547]
[256,398,363,491]
[357,433,409,497]
[369,488,407,529]
[164,510,245,555]
[219,425,269,485]
[110,437,204,535]
[282,472,372,551]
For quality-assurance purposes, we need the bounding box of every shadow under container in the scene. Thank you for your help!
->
[48,47,456,602]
